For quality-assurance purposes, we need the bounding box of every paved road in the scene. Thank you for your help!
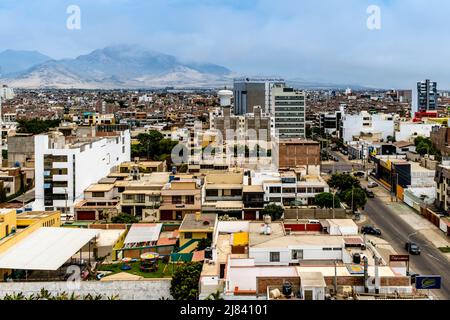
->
[321,151,364,174]
[364,197,450,299]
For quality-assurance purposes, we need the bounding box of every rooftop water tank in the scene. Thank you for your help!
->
[218,90,233,107]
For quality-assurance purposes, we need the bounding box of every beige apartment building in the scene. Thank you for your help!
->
[159,177,202,221]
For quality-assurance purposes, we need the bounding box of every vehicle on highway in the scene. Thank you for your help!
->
[364,188,375,198]
[361,225,381,236]
[348,155,355,160]
[368,181,378,188]
[405,242,421,255]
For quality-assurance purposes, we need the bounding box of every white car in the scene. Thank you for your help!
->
[368,181,378,188]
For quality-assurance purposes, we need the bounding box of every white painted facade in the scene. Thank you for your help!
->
[34,130,130,216]
[0,86,15,100]
[341,111,395,143]
[395,122,440,142]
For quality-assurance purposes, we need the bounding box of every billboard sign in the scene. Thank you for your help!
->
[389,255,410,262]
[415,276,441,290]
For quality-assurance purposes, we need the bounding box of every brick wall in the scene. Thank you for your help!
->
[278,141,320,169]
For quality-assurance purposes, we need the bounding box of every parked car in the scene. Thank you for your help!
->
[364,188,375,198]
[353,171,365,177]
[405,242,421,255]
[361,225,381,236]
[368,181,378,188]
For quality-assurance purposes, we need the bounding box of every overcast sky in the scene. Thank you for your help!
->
[0,0,449,89]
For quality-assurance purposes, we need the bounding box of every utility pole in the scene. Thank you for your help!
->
[332,188,336,219]
[334,260,338,295]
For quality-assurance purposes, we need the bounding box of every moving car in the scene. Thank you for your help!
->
[367,181,378,188]
[361,225,381,236]
[405,242,421,255]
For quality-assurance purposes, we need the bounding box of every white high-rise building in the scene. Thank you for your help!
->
[0,85,15,100]
[271,84,306,139]
[34,130,131,218]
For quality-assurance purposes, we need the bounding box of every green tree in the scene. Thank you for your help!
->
[17,119,61,134]
[111,213,138,224]
[342,187,367,212]
[328,173,360,191]
[261,203,284,221]
[132,131,178,161]
[170,262,203,300]
[314,192,340,209]
[205,290,223,300]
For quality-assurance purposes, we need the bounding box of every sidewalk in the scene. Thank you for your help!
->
[361,178,450,262]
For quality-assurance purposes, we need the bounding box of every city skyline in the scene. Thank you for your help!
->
[1,0,450,89]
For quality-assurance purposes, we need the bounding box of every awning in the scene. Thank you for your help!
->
[0,227,99,271]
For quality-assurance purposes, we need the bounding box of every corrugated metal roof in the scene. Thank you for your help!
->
[0,227,99,270]
[123,223,162,244]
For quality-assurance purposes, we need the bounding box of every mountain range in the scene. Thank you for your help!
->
[0,45,370,89]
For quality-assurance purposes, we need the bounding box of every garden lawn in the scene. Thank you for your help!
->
[98,260,174,278]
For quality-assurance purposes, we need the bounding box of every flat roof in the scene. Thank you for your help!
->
[0,227,99,270]
[243,185,264,193]
[180,213,217,231]
[123,224,162,245]
[326,219,358,228]
[249,222,286,246]
[85,183,114,192]
[299,272,326,288]
[215,201,243,209]
[250,234,345,248]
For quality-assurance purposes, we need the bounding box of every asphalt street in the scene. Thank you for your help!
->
[364,197,450,299]
[321,149,449,299]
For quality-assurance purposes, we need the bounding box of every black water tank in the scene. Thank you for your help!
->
[353,253,361,264]
[282,282,292,297]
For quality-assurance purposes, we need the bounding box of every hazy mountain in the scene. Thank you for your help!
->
[0,45,373,89]
[0,50,52,76]
[1,45,234,89]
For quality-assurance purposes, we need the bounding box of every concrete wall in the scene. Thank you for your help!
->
[284,208,347,219]
[249,247,343,266]
[0,279,172,300]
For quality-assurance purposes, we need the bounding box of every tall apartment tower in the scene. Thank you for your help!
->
[34,130,131,218]
[417,79,438,112]
[271,84,306,139]
[233,77,285,115]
